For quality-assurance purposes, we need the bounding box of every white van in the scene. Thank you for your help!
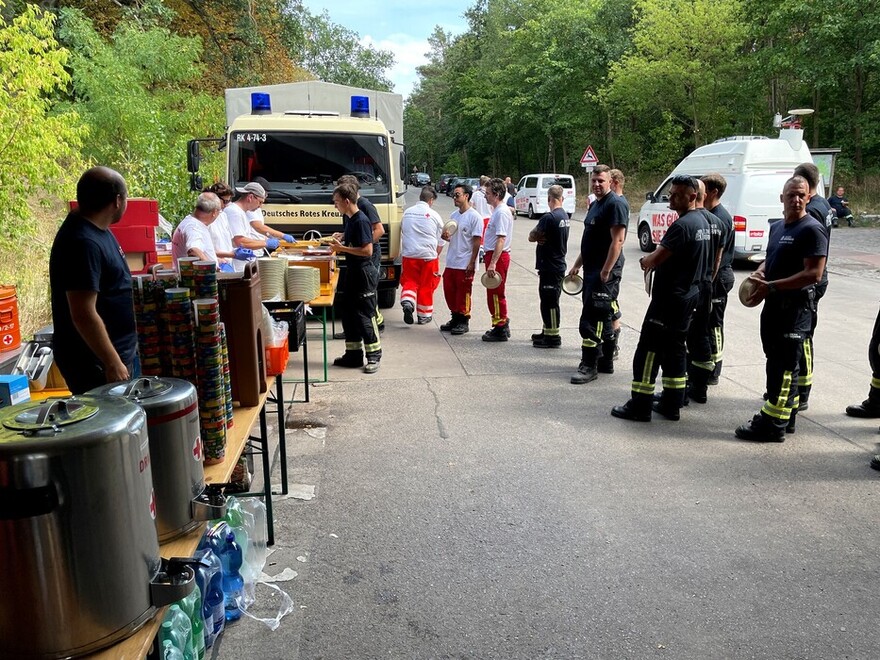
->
[637,130,819,261]
[514,174,576,219]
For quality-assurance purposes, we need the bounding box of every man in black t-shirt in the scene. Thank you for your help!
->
[529,185,570,348]
[330,183,382,374]
[829,186,853,226]
[50,167,137,394]
[568,165,628,384]
[792,162,834,417]
[735,176,827,442]
[702,173,735,385]
[612,175,710,422]
[337,174,386,332]
[684,179,723,404]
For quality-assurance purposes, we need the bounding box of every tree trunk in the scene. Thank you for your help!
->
[854,63,864,181]
[812,87,820,148]
[607,112,615,168]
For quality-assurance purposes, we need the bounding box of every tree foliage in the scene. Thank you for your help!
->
[405,0,880,181]
[0,1,84,248]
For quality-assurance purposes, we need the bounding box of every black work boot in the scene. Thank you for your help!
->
[786,408,798,434]
[687,365,711,404]
[708,360,722,386]
[440,313,460,332]
[533,334,561,349]
[611,394,652,422]
[735,414,785,442]
[333,350,364,368]
[450,316,470,335]
[571,346,598,383]
[482,324,509,342]
[598,337,615,373]
[846,396,880,418]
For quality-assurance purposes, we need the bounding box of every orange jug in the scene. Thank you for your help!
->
[0,286,21,352]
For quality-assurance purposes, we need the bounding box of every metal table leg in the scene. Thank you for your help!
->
[259,405,274,546]
[275,374,288,496]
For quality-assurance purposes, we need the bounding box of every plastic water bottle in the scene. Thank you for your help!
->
[194,548,224,647]
[218,530,244,621]
[159,605,194,660]
[180,587,206,660]
[161,639,184,660]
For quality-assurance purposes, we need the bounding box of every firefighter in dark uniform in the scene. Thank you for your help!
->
[735,176,827,442]
[847,307,880,470]
[685,179,723,404]
[329,182,382,374]
[791,162,834,418]
[612,175,710,422]
[702,173,735,385]
[529,184,570,348]
[568,164,628,384]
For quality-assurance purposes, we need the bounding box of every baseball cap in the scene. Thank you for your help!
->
[235,182,267,199]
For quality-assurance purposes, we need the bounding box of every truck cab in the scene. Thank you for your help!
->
[190,82,407,308]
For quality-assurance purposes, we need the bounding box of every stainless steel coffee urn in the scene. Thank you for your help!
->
[0,396,194,659]
[89,377,226,541]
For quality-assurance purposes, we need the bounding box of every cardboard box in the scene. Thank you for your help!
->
[296,256,335,283]
[0,374,30,408]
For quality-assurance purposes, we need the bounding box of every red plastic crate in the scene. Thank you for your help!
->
[111,225,156,252]
[68,198,160,227]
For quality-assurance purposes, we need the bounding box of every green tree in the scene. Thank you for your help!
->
[281,4,394,91]
[0,2,84,247]
[57,6,224,223]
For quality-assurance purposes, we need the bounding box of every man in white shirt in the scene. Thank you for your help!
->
[245,177,294,246]
[171,192,222,268]
[400,186,445,325]
[226,182,278,272]
[441,182,484,335]
[203,183,255,270]
[482,177,514,342]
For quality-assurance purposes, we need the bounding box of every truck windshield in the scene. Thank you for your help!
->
[230,131,392,204]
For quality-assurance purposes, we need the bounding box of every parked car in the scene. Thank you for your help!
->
[446,177,468,196]
[514,173,576,219]
[437,173,458,194]
[410,172,431,186]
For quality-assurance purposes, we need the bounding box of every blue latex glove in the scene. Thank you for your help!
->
[233,247,256,261]
[266,237,281,251]
[219,262,234,272]
[282,233,295,243]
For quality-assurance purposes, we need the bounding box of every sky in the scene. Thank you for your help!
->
[302,0,472,99]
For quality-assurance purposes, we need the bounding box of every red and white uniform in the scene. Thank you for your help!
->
[484,204,513,327]
[400,201,444,318]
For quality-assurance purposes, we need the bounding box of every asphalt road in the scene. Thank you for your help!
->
[219,189,880,659]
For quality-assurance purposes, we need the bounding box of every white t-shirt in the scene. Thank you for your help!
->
[483,204,513,253]
[208,211,234,257]
[225,203,257,272]
[172,215,217,268]
[471,189,491,219]
[445,207,484,270]
[246,208,270,241]
[401,201,445,260]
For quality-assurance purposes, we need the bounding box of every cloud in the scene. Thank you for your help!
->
[360,34,429,99]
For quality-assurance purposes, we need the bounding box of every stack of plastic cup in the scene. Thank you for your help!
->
[192,261,219,300]
[220,323,234,429]
[165,287,197,383]
[132,274,162,376]
[178,257,199,293]
[194,298,227,465]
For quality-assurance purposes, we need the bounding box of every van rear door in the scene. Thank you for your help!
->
[730,172,787,261]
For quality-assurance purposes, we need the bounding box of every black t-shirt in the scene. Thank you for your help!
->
[708,203,735,271]
[698,208,723,284]
[806,195,832,286]
[828,194,851,218]
[357,197,382,267]
[534,207,570,274]
[655,209,711,300]
[764,215,828,284]
[343,209,374,268]
[580,192,628,272]
[50,212,137,369]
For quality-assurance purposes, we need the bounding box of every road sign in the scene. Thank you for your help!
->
[580,145,599,168]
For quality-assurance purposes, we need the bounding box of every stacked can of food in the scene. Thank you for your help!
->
[220,322,234,429]
[165,287,197,383]
[193,298,227,465]
[132,274,163,376]
[177,257,199,293]
[153,270,181,376]
[192,261,219,300]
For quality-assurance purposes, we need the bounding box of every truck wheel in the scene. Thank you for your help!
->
[378,288,396,309]
[638,223,656,253]
[528,204,536,219]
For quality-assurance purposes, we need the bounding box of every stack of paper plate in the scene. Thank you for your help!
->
[257,258,287,300]
[286,266,320,302]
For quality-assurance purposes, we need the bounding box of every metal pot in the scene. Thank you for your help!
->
[89,377,226,542]
[0,396,195,659]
